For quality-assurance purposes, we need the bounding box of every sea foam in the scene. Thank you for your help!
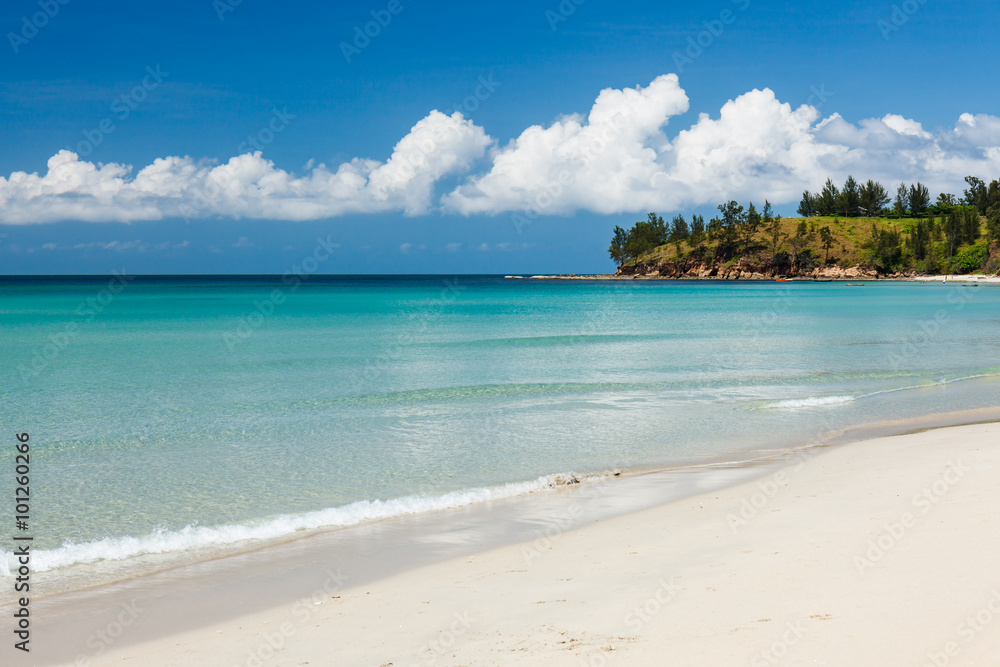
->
[766,395,856,409]
[0,473,593,577]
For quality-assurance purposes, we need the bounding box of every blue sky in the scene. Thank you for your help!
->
[1,0,999,274]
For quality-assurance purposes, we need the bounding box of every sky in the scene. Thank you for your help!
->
[1,0,999,275]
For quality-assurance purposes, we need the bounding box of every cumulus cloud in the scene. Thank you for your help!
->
[444,74,691,215]
[0,111,490,224]
[4,76,1000,224]
[446,83,1000,215]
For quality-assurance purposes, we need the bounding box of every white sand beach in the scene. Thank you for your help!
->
[80,421,1000,667]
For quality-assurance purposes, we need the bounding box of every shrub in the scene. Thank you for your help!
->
[951,242,989,273]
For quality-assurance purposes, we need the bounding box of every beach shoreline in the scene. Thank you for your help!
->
[7,410,1000,666]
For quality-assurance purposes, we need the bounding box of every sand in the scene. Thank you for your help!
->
[54,421,998,667]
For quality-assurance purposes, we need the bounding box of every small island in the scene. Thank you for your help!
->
[601,175,1000,280]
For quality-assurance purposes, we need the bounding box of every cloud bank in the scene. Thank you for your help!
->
[4,74,1000,224]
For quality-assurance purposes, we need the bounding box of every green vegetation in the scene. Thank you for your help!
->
[609,174,1000,275]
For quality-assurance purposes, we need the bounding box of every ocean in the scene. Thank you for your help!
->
[1,275,999,593]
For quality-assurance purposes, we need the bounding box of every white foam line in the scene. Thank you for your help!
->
[766,395,856,409]
[0,473,594,576]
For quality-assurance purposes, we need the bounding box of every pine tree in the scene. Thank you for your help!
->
[894,183,909,216]
[818,179,839,215]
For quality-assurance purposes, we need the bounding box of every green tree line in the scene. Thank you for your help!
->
[609,174,1000,274]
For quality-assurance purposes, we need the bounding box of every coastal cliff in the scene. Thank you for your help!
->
[615,256,891,280]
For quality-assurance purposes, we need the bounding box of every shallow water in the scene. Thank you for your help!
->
[1,275,998,585]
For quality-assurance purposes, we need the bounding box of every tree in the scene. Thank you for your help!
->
[707,217,722,241]
[894,183,909,216]
[818,179,839,215]
[942,209,961,259]
[936,193,957,208]
[690,214,706,244]
[670,214,690,242]
[838,175,862,216]
[987,205,1000,241]
[865,223,902,273]
[788,220,810,267]
[907,219,930,261]
[908,183,931,215]
[608,225,629,264]
[798,191,817,217]
[988,180,1000,211]
[964,176,988,210]
[743,202,763,252]
[962,207,980,244]
[859,180,890,218]
[819,226,834,264]
[766,210,784,258]
[714,201,745,259]
[623,213,668,260]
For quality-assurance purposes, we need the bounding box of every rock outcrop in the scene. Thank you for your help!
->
[616,257,898,280]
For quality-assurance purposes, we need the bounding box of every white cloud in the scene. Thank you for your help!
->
[446,84,1000,215]
[4,76,1000,224]
[443,74,691,215]
[0,111,490,224]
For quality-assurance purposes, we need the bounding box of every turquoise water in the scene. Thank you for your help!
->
[1,276,999,580]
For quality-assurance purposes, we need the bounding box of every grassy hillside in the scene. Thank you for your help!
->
[628,215,992,274]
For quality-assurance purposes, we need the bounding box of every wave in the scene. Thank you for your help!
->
[766,395,857,409]
[0,472,603,576]
[763,372,1000,410]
